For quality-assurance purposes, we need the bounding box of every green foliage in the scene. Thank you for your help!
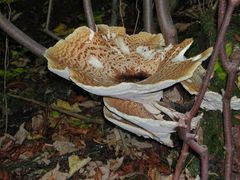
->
[202,111,224,158]
[10,49,28,59]
[213,43,233,80]
[52,111,60,118]
[68,117,92,128]
[0,67,26,80]
[200,9,217,45]
[186,155,200,178]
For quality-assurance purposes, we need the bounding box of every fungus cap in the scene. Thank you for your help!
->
[103,97,202,147]
[44,25,213,99]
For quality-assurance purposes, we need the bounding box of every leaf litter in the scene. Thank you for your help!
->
[0,1,225,179]
[0,33,202,180]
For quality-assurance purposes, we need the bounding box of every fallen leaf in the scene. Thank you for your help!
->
[160,174,173,180]
[175,23,191,32]
[148,167,161,180]
[0,134,15,150]
[94,167,104,180]
[108,157,124,171]
[40,164,68,180]
[236,75,240,90]
[32,112,45,131]
[180,168,200,180]
[117,162,134,176]
[68,155,91,178]
[79,100,101,108]
[86,161,104,177]
[235,114,240,120]
[53,141,78,155]
[234,34,240,42]
[130,138,152,149]
[85,158,124,179]
[53,23,74,36]
[0,170,11,180]
[54,99,82,113]
[69,95,88,104]
[11,57,30,67]
[99,166,111,180]
[14,123,29,145]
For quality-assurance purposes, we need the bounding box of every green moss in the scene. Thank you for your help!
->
[0,68,26,80]
[200,9,217,46]
[202,111,224,157]
[185,154,200,177]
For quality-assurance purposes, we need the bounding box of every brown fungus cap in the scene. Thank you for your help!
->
[44,25,213,98]
[103,97,203,147]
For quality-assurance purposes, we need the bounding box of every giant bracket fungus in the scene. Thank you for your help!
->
[44,25,213,146]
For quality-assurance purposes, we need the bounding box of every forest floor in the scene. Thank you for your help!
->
[0,0,240,179]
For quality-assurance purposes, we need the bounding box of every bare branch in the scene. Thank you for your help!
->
[188,139,209,180]
[83,0,96,31]
[173,143,189,179]
[143,0,154,33]
[174,1,239,179]
[154,0,177,44]
[0,12,46,57]
[222,45,240,179]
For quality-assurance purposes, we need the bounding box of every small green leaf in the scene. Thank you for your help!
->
[237,75,240,90]
[52,111,60,118]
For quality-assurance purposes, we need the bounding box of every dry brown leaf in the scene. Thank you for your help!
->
[0,134,15,150]
[79,100,101,108]
[108,157,124,171]
[234,34,240,42]
[32,113,44,131]
[53,140,78,155]
[148,167,161,179]
[14,123,29,145]
[40,164,68,180]
[175,23,191,32]
[54,99,82,113]
[235,114,240,120]
[69,95,88,104]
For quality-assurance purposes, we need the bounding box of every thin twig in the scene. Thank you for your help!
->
[83,0,96,31]
[7,93,104,124]
[189,0,237,121]
[44,0,61,41]
[187,139,208,180]
[3,3,11,133]
[174,1,239,179]
[222,45,240,179]
[133,0,140,34]
[173,141,189,179]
